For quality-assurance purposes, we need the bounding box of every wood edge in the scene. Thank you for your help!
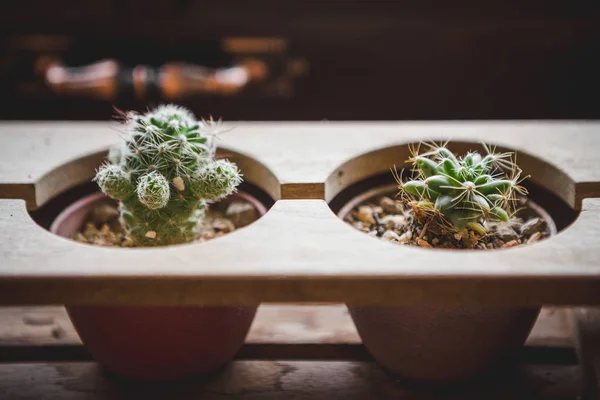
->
[0,184,36,210]
[1,276,600,306]
[575,182,600,210]
[280,182,325,199]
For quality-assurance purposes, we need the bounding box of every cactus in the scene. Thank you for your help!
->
[398,142,527,232]
[94,105,242,246]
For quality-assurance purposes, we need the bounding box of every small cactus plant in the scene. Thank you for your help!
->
[94,105,242,246]
[398,142,527,233]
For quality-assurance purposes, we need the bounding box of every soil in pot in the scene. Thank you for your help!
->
[51,191,265,381]
[342,184,553,250]
[339,182,556,385]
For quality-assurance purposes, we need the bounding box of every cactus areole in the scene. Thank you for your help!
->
[398,142,527,233]
[95,105,242,246]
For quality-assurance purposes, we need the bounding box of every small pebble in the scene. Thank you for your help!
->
[382,230,401,241]
[501,240,519,248]
[432,238,439,245]
[527,231,542,244]
[417,239,432,248]
[490,223,519,242]
[521,218,546,236]
[372,206,384,215]
[398,230,413,243]
[100,224,111,236]
[380,215,406,230]
[83,222,96,239]
[465,232,478,248]
[357,206,376,225]
[212,218,236,233]
[74,233,86,242]
[379,197,404,215]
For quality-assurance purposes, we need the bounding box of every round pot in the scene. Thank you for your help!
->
[338,184,557,384]
[51,191,266,381]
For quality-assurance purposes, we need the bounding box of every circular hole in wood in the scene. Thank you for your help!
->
[327,142,579,251]
[29,148,277,248]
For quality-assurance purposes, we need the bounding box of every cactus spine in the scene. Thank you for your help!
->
[95,105,242,246]
[398,142,527,232]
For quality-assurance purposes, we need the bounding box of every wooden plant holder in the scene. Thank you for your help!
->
[0,121,599,398]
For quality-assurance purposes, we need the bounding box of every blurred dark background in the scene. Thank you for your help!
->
[1,0,599,121]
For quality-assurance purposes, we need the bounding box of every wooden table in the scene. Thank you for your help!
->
[0,305,584,399]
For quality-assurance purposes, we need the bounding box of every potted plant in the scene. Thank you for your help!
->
[50,105,266,381]
[339,142,556,384]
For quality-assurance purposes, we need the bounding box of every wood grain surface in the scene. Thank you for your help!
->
[0,361,584,400]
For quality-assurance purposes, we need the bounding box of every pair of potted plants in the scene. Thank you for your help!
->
[51,105,554,384]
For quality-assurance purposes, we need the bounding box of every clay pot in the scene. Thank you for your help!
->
[338,184,557,384]
[50,191,266,381]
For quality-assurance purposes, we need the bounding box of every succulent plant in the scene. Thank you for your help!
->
[94,105,242,246]
[398,142,527,232]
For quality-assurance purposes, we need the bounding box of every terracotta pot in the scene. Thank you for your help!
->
[338,184,557,384]
[51,191,266,381]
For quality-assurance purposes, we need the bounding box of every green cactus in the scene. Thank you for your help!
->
[94,105,242,246]
[399,143,526,232]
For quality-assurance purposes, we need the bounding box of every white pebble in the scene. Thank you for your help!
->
[145,231,157,239]
[382,230,401,241]
[380,215,405,229]
[398,230,412,243]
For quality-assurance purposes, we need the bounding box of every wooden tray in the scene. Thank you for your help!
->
[1,121,600,307]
